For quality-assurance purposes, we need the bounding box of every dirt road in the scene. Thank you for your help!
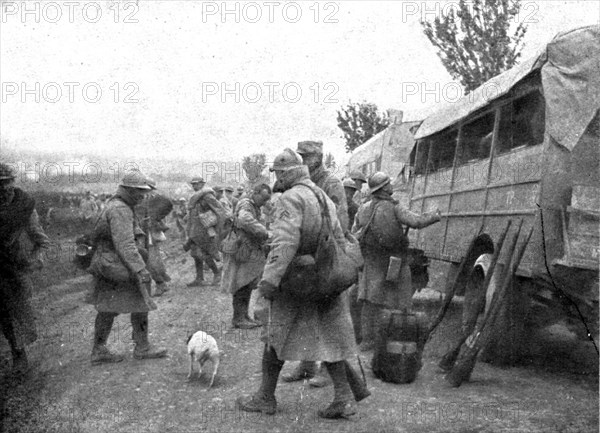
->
[1,239,598,433]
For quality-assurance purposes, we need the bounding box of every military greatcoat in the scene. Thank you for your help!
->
[186,187,226,260]
[311,165,349,232]
[353,192,439,309]
[221,197,269,294]
[87,190,149,313]
[260,167,356,362]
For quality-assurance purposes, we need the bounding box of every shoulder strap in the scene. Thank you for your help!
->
[361,201,380,236]
[294,183,331,226]
[292,183,333,255]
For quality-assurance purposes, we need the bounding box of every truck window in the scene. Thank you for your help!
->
[497,91,546,154]
[457,111,495,164]
[427,128,458,173]
[414,140,430,175]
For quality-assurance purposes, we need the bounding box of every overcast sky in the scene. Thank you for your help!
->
[1,1,599,166]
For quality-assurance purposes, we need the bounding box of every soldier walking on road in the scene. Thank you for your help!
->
[237,149,359,419]
[280,140,351,387]
[185,177,226,287]
[0,163,50,375]
[221,183,272,329]
[87,171,167,364]
[352,172,441,352]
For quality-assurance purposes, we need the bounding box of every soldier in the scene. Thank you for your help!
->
[343,177,362,343]
[214,186,232,214]
[280,140,350,386]
[221,183,272,329]
[87,171,167,364]
[185,177,226,287]
[343,178,359,226]
[80,190,98,223]
[0,163,50,375]
[173,198,188,240]
[349,170,368,206]
[138,186,173,298]
[214,185,234,247]
[237,149,358,419]
[352,172,441,351]
[234,185,245,200]
[224,185,239,211]
[297,140,348,231]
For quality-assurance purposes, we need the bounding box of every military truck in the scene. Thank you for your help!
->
[408,26,599,363]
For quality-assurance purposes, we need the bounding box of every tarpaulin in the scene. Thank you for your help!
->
[415,25,600,152]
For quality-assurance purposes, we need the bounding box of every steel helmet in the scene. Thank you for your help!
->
[368,171,391,193]
[120,171,152,190]
[349,170,366,182]
[179,197,187,202]
[270,148,303,172]
[342,178,358,190]
[190,176,205,184]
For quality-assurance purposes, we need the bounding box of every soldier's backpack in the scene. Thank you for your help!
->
[372,309,429,384]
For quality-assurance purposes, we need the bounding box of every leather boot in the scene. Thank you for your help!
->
[232,286,260,329]
[281,360,317,382]
[237,345,283,415]
[204,258,221,285]
[308,363,331,388]
[319,361,356,419]
[131,313,167,360]
[344,360,371,402]
[187,258,204,287]
[91,312,124,364]
[212,270,222,285]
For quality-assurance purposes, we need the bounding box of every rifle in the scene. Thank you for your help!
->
[427,221,485,339]
[438,219,512,371]
[446,220,533,387]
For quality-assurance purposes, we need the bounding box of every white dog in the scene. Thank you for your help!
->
[186,331,220,390]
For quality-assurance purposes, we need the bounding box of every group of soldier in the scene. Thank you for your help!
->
[0,140,440,419]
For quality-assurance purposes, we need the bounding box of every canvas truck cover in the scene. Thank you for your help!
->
[348,129,387,170]
[415,25,600,152]
[347,121,421,181]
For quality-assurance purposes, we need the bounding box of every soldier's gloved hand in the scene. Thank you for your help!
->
[137,269,152,284]
[257,280,278,301]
